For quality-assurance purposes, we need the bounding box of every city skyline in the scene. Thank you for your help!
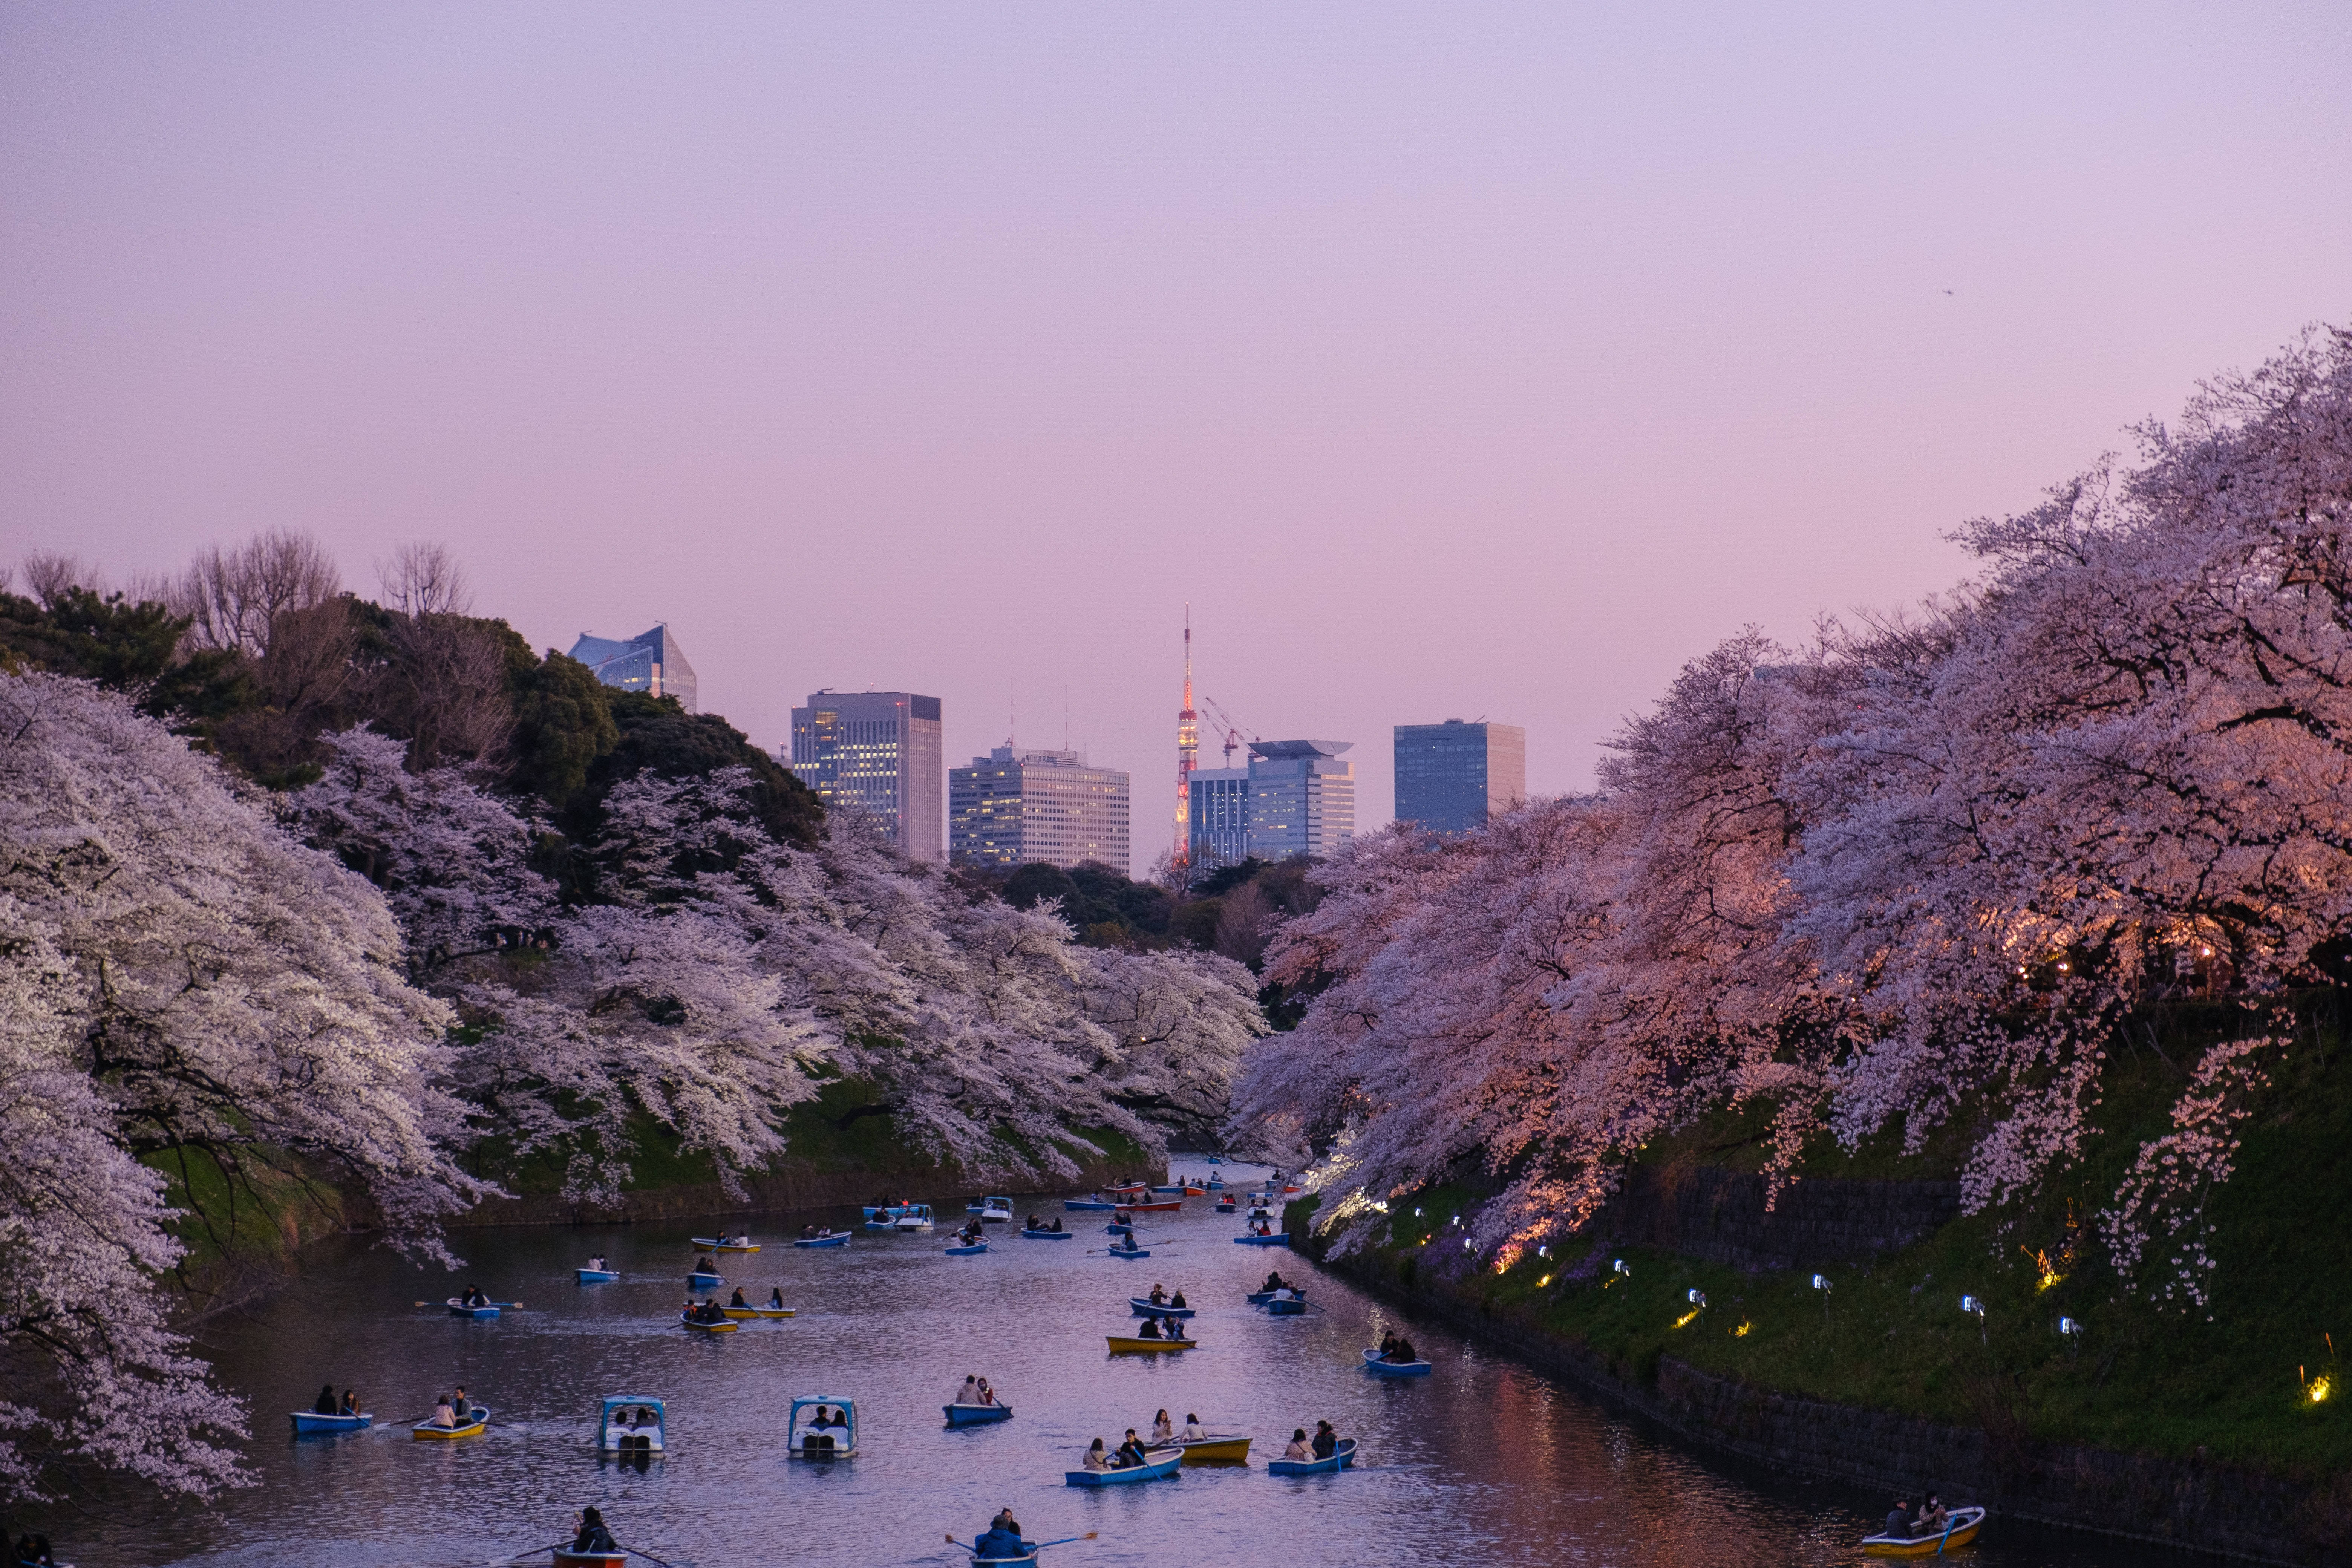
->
[6,7,2349,825]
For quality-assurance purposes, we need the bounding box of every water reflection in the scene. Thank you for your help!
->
[59,1167,2158,1568]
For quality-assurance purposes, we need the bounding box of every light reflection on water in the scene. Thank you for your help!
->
[70,1166,2158,1568]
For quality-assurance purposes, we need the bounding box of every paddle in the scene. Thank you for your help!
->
[1935,1512,1958,1555]
[480,1539,567,1565]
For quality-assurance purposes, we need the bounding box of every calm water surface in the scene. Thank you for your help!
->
[77,1165,2158,1567]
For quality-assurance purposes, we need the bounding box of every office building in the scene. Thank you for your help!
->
[568,624,697,712]
[951,747,1132,873]
[1245,739,1355,862]
[787,691,944,860]
[1186,766,1251,871]
[1394,720,1526,837]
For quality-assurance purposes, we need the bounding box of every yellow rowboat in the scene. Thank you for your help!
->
[680,1314,740,1333]
[1862,1508,1987,1556]
[720,1305,795,1319]
[1106,1335,1196,1353]
[1174,1434,1251,1463]
[412,1412,488,1441]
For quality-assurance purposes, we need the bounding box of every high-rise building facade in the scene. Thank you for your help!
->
[950,746,1131,873]
[787,691,944,860]
[1394,719,1526,837]
[1186,766,1251,871]
[1245,739,1355,862]
[568,624,698,712]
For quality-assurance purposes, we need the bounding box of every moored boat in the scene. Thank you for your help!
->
[1174,1432,1251,1463]
[1020,1227,1075,1239]
[793,1233,850,1248]
[1862,1507,1988,1556]
[1267,1436,1357,1476]
[1064,1445,1182,1485]
[1106,1333,1196,1352]
[412,1405,492,1440]
[1233,1233,1290,1247]
[576,1268,620,1283]
[943,1400,1015,1426]
[1361,1348,1432,1377]
[1128,1297,1195,1317]
[289,1408,372,1434]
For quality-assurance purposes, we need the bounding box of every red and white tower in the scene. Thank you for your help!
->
[1174,608,1198,867]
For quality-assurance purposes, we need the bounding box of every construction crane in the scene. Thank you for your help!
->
[1198,695,1257,767]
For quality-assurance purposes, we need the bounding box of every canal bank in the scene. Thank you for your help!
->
[1289,1196,2348,1567]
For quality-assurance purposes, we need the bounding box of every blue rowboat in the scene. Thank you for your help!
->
[1246,1289,1279,1305]
[1214,1201,1237,1213]
[1104,1223,1134,1236]
[1149,1184,1185,1195]
[446,1297,500,1318]
[1065,1446,1183,1486]
[1129,1297,1196,1317]
[691,1236,760,1252]
[1205,1155,1224,1164]
[943,1241,990,1256]
[290,1409,372,1433]
[688,1270,724,1287]
[944,1401,1015,1426]
[1019,1228,1074,1240]
[577,1267,619,1283]
[793,1233,850,1248]
[1104,1246,1152,1259]
[1268,1436,1357,1476]
[1361,1348,1432,1377]
[1063,1199,1117,1211]
[1266,1297,1308,1315]
[1233,1233,1290,1247]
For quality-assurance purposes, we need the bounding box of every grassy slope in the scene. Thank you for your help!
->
[1319,1006,2352,1480]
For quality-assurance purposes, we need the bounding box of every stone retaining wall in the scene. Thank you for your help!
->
[1603,1163,1962,1271]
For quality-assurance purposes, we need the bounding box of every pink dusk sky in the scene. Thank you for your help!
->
[5,4,2349,863]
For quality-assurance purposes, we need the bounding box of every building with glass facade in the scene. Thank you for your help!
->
[568,624,698,712]
[949,746,1131,873]
[1245,739,1355,862]
[786,691,944,860]
[1186,766,1251,871]
[1393,719,1526,837]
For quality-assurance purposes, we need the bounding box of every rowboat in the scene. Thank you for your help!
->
[1065,1445,1183,1485]
[597,1395,665,1455]
[1063,1199,1118,1211]
[1266,1296,1308,1315]
[1862,1507,1987,1555]
[1103,1246,1152,1259]
[943,1401,1015,1426]
[1129,1297,1196,1317]
[446,1298,501,1318]
[1104,1222,1134,1236]
[719,1304,795,1318]
[576,1268,620,1283]
[1019,1227,1074,1240]
[787,1395,857,1459]
[289,1409,372,1433]
[1233,1233,1290,1247]
[1108,1181,1150,1194]
[1181,1185,1207,1196]
[1106,1334,1196,1352]
[1205,1155,1224,1164]
[1214,1200,1236,1213]
[1149,1184,1185,1195]
[968,1196,1015,1223]
[1246,1289,1279,1305]
[1128,1199,1183,1213]
[793,1233,850,1248]
[1361,1348,1432,1377]
[687,1270,724,1287]
[553,1550,627,1567]
[1268,1436,1357,1476]
[896,1204,936,1231]
[680,1311,739,1333]
[861,1203,914,1222]
[1174,1433,1251,1463]
[944,1240,990,1256]
[412,1405,492,1440]
[691,1237,760,1252]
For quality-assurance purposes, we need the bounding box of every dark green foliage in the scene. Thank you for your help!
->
[997,859,1176,949]
[0,588,252,721]
[507,649,617,808]
[570,691,822,851]
[1194,857,1271,897]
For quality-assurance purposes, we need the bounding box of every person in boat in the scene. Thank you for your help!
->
[1137,1315,1162,1340]
[701,1300,728,1324]
[340,1388,359,1416]
[956,1375,982,1405]
[1083,1437,1110,1472]
[1918,1495,1949,1534]
[1170,1287,1188,1309]
[1283,1427,1313,1462]
[1150,1409,1174,1444]
[16,1535,57,1568]
[1387,1336,1419,1364]
[1182,1412,1208,1441]
[974,1518,1031,1560]
[312,1382,338,1415]
[1050,1217,1063,1232]
[1312,1420,1338,1459]
[976,1377,997,1405]
[429,1396,459,1428]
[588,1254,606,1271]
[1162,1315,1187,1341]
[1026,1213,1042,1231]
[694,1254,716,1274]
[1883,1501,1913,1539]
[1379,1331,1399,1358]
[1254,1219,1274,1236]
[1148,1283,1168,1305]
[1114,1429,1150,1468]
[1264,1270,1286,1292]
[450,1387,473,1421]
[570,1506,618,1554]
[801,1223,816,1239]
[767,1286,786,1309]
[729,1286,748,1307]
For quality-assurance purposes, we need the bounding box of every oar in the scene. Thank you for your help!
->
[624,1547,682,1568]
[1935,1513,1958,1556]
[481,1539,567,1565]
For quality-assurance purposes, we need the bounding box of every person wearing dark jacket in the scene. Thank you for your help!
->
[1885,1501,1913,1538]
[571,1507,617,1553]
[1114,1429,1150,1468]
[1312,1420,1337,1459]
[974,1522,1029,1559]
[312,1383,338,1415]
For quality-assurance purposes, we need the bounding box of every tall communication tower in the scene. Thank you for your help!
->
[1174,608,1198,866]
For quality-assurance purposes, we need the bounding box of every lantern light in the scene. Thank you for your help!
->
[1811,1274,1831,1291]
[2058,1317,2083,1336]
[1687,1288,1707,1307]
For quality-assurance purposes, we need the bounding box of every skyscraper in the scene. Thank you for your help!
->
[1394,719,1527,837]
[951,746,1132,873]
[1245,739,1355,861]
[787,691,944,860]
[568,624,698,712]
[1186,765,1250,871]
